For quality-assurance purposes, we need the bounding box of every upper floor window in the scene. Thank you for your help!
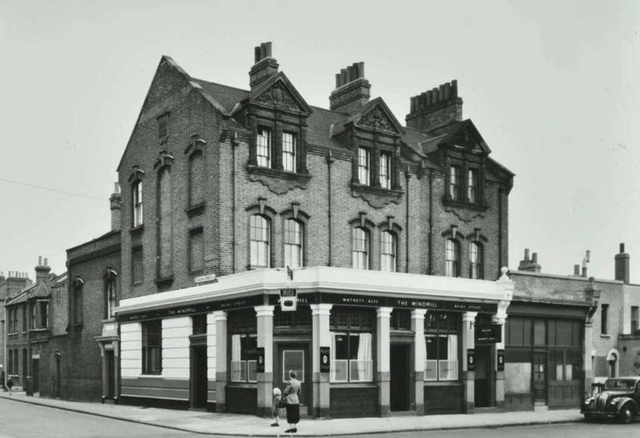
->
[158,113,169,142]
[352,227,370,270]
[632,306,639,334]
[381,230,397,272]
[189,228,204,273]
[358,147,370,185]
[250,215,270,268]
[282,132,296,172]
[379,152,391,189]
[445,239,460,277]
[31,303,37,330]
[469,241,483,279]
[449,165,461,200]
[132,181,143,227]
[284,219,303,269]
[38,301,49,329]
[601,304,609,335]
[142,320,162,375]
[189,150,204,207]
[257,127,271,168]
[132,246,143,284]
[72,278,84,326]
[468,169,479,203]
[157,166,173,280]
[105,280,116,319]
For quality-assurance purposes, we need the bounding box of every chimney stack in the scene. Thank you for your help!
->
[615,243,630,284]
[518,248,541,273]
[249,42,279,90]
[35,256,51,285]
[406,80,463,132]
[110,182,122,232]
[329,62,371,115]
[574,264,580,276]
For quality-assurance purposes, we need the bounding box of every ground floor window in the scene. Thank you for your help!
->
[142,320,162,375]
[425,312,460,381]
[331,332,373,382]
[230,334,257,382]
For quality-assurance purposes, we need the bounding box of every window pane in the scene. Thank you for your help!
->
[352,227,369,269]
[250,216,270,268]
[445,239,458,277]
[257,128,271,167]
[379,152,391,189]
[284,219,303,268]
[133,181,143,227]
[358,147,370,185]
[189,151,204,205]
[449,166,460,199]
[468,169,478,203]
[282,132,296,172]
[190,229,204,272]
[381,231,396,272]
[469,242,483,279]
[283,350,305,383]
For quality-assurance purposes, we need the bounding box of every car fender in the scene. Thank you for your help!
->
[616,398,638,415]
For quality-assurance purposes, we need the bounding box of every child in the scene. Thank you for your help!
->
[271,387,283,427]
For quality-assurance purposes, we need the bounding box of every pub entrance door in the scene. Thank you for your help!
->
[390,344,411,411]
[533,351,547,404]
[474,345,493,407]
[276,344,309,411]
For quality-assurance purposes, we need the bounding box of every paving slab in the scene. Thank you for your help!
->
[0,391,584,436]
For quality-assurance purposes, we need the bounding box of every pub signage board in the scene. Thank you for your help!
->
[475,324,502,344]
[497,349,505,372]
[256,347,265,373]
[467,349,476,371]
[320,347,331,373]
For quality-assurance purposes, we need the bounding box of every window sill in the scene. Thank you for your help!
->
[442,196,489,212]
[600,334,611,338]
[155,276,174,288]
[424,381,462,386]
[247,165,311,195]
[350,182,403,209]
[132,281,143,287]
[185,202,205,218]
[129,225,145,235]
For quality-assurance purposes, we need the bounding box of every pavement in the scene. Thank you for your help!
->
[0,391,585,436]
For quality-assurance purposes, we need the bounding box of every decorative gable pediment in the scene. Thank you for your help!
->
[250,73,312,115]
[355,98,405,136]
[442,120,491,155]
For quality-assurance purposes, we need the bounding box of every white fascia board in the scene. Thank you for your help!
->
[115,267,513,315]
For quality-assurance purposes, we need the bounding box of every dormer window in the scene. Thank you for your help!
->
[379,152,391,189]
[257,127,272,167]
[468,169,479,203]
[449,165,461,200]
[282,132,296,172]
[358,147,371,185]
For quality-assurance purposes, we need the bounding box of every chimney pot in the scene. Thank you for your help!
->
[38,256,42,266]
[532,253,538,263]
[574,264,580,276]
[582,267,587,277]
[620,243,625,253]
[524,248,530,261]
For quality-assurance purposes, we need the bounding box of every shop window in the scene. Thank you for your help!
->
[445,239,460,277]
[282,132,297,172]
[142,320,162,375]
[284,219,303,269]
[381,230,397,272]
[274,306,311,328]
[390,309,411,330]
[352,227,370,270]
[250,215,270,268]
[331,332,373,382]
[469,241,483,279]
[231,334,257,382]
[425,312,460,381]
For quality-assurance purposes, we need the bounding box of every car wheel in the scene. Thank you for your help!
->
[618,405,635,424]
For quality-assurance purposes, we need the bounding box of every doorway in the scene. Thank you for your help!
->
[474,346,493,407]
[276,344,309,408]
[390,344,411,411]
[190,345,208,410]
[533,351,547,404]
[31,358,39,395]
[105,350,115,399]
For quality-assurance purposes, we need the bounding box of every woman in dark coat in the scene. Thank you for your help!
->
[283,370,301,433]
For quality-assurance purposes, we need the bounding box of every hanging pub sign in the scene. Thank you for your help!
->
[256,347,265,373]
[475,324,502,344]
[280,289,298,312]
[320,347,331,373]
[497,349,505,372]
[467,349,476,371]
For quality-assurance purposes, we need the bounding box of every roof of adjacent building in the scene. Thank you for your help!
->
[5,271,67,306]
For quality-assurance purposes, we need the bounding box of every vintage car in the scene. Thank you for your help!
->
[581,377,640,423]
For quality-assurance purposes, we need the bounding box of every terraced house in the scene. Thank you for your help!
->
[109,42,516,418]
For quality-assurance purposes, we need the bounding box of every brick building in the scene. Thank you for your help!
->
[0,271,31,388]
[112,42,515,418]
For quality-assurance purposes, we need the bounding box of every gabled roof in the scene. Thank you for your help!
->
[423,119,491,155]
[248,72,313,115]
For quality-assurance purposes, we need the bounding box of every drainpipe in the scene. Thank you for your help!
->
[498,186,503,278]
[326,151,334,266]
[428,171,434,275]
[405,167,411,273]
[231,130,238,273]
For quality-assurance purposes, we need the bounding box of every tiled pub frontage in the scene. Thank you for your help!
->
[113,267,513,418]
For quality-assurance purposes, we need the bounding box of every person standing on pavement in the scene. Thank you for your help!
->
[7,377,14,395]
[283,370,301,433]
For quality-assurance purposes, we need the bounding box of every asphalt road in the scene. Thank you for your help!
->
[0,397,637,438]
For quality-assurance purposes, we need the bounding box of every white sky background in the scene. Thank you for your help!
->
[1,0,639,283]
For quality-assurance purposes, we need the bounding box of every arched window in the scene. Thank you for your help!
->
[157,166,173,279]
[104,268,118,320]
[189,150,204,206]
[284,219,303,268]
[132,180,143,227]
[352,227,370,270]
[381,230,397,272]
[607,351,618,378]
[71,276,84,326]
[469,241,483,279]
[250,215,270,268]
[445,239,460,277]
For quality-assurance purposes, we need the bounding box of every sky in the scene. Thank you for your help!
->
[1,0,639,284]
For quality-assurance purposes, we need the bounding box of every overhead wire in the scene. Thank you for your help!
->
[0,176,104,202]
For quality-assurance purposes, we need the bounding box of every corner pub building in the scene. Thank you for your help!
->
[111,42,516,418]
